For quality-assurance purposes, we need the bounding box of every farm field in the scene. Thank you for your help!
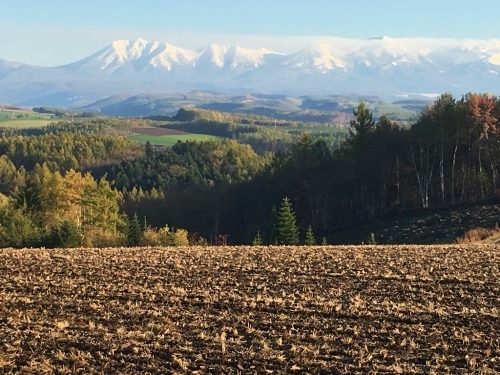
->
[129,133,219,146]
[0,111,55,128]
[0,111,51,120]
[0,119,55,128]
[1,245,499,374]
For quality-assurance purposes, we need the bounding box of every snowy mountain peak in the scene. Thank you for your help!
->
[289,43,346,70]
[110,38,147,59]
[225,46,276,68]
[196,44,276,69]
[3,36,500,106]
[148,43,198,70]
[197,44,229,68]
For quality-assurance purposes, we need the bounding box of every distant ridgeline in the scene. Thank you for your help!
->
[33,106,98,118]
[79,92,426,123]
[147,107,330,126]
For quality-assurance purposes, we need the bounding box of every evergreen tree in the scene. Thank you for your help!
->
[127,213,143,246]
[277,197,299,245]
[45,220,82,248]
[265,206,279,245]
[145,141,154,158]
[347,101,376,151]
[304,225,315,246]
[252,230,263,246]
[321,237,328,246]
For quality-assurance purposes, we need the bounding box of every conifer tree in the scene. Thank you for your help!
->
[277,197,299,245]
[145,141,154,158]
[347,102,376,151]
[304,225,315,246]
[45,220,82,248]
[252,230,263,246]
[127,213,143,246]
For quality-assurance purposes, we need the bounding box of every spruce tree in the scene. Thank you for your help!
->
[252,231,263,246]
[45,220,82,248]
[277,197,299,245]
[304,225,315,246]
[127,213,143,246]
[145,141,154,158]
[347,102,376,151]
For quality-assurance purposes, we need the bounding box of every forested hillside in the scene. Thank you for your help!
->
[0,92,498,246]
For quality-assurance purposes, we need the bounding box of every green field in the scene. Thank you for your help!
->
[0,111,53,120]
[0,111,55,128]
[129,134,219,146]
[0,119,55,128]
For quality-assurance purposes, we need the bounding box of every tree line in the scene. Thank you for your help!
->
[121,92,500,244]
[0,93,499,246]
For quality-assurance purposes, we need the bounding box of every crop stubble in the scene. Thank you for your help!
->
[0,245,499,374]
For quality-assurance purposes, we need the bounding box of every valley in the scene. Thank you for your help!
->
[4,2,500,374]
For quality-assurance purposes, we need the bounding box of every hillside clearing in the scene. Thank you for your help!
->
[1,245,499,374]
[129,133,219,146]
[130,126,189,136]
[0,119,55,128]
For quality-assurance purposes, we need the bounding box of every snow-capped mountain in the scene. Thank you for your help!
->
[2,37,500,107]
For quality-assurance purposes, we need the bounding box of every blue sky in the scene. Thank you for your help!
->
[2,0,500,66]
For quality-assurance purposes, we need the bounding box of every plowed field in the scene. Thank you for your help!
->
[1,245,499,374]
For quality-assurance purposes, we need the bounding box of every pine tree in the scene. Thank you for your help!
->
[321,237,328,246]
[127,213,143,246]
[145,141,154,158]
[347,102,376,151]
[277,197,299,245]
[252,230,263,246]
[45,220,82,248]
[265,206,279,245]
[304,225,315,246]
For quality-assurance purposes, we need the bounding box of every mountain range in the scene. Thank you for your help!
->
[1,37,500,107]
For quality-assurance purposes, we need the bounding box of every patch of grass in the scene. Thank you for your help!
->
[129,134,219,146]
[0,119,55,128]
[456,226,500,244]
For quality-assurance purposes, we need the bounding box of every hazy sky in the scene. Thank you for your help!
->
[3,0,500,66]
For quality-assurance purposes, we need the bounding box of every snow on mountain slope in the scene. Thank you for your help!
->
[197,44,229,68]
[346,37,435,69]
[2,37,500,106]
[196,44,276,71]
[282,43,347,71]
[224,46,276,69]
[63,39,198,74]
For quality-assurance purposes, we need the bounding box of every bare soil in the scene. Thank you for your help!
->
[0,245,499,374]
[330,198,500,245]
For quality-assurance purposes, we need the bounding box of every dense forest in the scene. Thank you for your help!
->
[0,92,499,246]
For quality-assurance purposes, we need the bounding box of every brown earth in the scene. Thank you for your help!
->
[1,245,499,374]
[330,198,500,245]
[131,126,189,136]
